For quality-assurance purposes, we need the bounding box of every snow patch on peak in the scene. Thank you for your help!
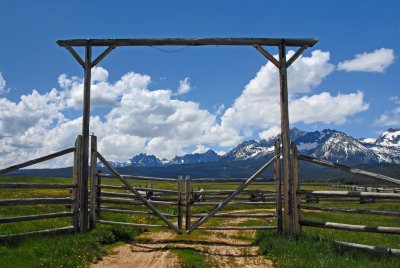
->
[297,142,318,151]
[359,137,376,144]
[375,128,400,147]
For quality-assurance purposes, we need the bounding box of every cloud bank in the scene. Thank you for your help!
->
[338,48,394,73]
[0,50,369,168]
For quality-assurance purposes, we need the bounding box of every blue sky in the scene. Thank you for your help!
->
[0,0,399,166]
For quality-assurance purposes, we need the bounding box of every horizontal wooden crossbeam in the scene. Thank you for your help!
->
[57,38,318,47]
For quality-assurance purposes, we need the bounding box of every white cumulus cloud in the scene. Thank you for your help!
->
[176,77,191,95]
[192,145,210,154]
[216,50,367,140]
[290,91,369,124]
[259,126,281,140]
[0,72,6,94]
[338,48,395,73]
[375,96,400,126]
[0,49,372,167]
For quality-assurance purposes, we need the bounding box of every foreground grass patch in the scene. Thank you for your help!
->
[0,225,139,268]
[254,230,400,268]
[173,248,211,268]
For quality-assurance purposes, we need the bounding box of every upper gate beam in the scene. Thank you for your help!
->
[57,38,318,47]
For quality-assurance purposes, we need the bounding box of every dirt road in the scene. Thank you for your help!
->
[91,210,274,268]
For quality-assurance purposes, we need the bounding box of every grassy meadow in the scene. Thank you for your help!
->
[0,175,399,267]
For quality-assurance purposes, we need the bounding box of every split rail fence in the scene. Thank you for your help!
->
[288,143,400,255]
[0,136,82,237]
[1,134,400,256]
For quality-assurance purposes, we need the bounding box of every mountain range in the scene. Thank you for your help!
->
[101,128,400,168]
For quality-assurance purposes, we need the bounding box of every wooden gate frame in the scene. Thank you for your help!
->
[89,135,182,233]
[186,154,279,234]
[57,37,318,235]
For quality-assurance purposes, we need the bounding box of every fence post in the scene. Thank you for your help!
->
[177,176,183,234]
[185,176,191,233]
[96,171,102,220]
[89,135,97,229]
[291,143,301,236]
[72,135,82,231]
[274,139,283,234]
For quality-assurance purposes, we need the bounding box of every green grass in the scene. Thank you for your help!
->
[173,248,212,268]
[0,176,142,267]
[254,231,400,268]
[0,225,139,268]
[1,176,400,267]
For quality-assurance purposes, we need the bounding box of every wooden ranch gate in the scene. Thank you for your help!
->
[90,135,283,235]
[1,37,400,256]
[56,37,318,235]
[0,133,283,237]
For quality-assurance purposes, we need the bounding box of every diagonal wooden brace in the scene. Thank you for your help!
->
[286,45,308,67]
[253,44,280,68]
[187,155,279,234]
[96,152,181,233]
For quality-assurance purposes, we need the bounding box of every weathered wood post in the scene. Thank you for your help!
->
[89,135,97,229]
[96,171,102,221]
[291,143,301,236]
[72,135,82,231]
[185,176,192,233]
[177,176,183,234]
[79,43,92,232]
[278,42,293,236]
[274,138,283,234]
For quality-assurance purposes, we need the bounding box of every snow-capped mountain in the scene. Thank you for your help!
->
[220,139,275,161]
[100,128,400,168]
[169,150,220,165]
[130,153,163,167]
[360,128,400,164]
[309,130,379,164]
[375,128,400,147]
[222,128,399,165]
[100,149,222,168]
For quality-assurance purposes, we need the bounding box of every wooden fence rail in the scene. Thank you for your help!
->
[0,135,82,237]
[99,185,179,194]
[296,148,400,255]
[99,173,177,182]
[0,183,77,189]
[0,198,72,206]
[301,205,400,216]
[0,226,75,239]
[298,155,400,185]
[100,207,178,218]
[0,147,75,175]
[299,190,400,199]
[300,219,400,235]
[98,220,170,229]
[0,212,75,223]
[191,213,276,218]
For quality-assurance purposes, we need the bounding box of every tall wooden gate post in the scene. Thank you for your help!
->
[185,176,192,233]
[72,135,82,231]
[79,43,92,232]
[254,42,312,236]
[89,135,98,229]
[278,43,293,236]
[274,139,283,234]
[291,143,301,236]
[177,176,183,234]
